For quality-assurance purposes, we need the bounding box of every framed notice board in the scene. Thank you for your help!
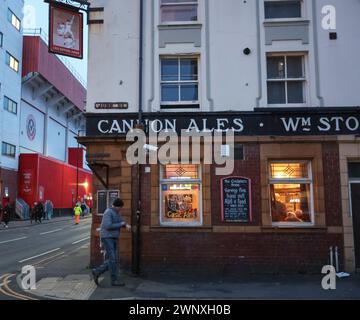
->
[221,176,252,222]
[97,190,120,215]
[108,190,120,208]
[97,190,107,215]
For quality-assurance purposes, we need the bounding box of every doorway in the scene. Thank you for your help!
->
[349,162,360,271]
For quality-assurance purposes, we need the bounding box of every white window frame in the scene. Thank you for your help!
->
[266,53,308,107]
[6,51,19,73]
[269,160,315,227]
[8,9,21,31]
[159,164,203,227]
[2,142,16,158]
[160,0,199,24]
[160,56,200,107]
[264,0,305,21]
[4,96,17,114]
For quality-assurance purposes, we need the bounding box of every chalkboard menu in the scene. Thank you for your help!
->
[221,177,251,222]
[97,190,120,215]
[108,190,120,208]
[97,191,107,215]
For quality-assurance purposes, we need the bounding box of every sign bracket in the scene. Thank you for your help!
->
[88,162,109,189]
[44,0,90,13]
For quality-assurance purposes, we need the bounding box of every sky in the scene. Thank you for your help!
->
[23,0,88,86]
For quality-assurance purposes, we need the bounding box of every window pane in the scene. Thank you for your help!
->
[180,59,198,80]
[163,164,199,179]
[161,84,179,102]
[349,163,360,179]
[271,162,309,179]
[267,57,285,79]
[180,84,198,101]
[287,56,303,78]
[267,81,286,104]
[161,59,178,81]
[287,81,304,103]
[271,183,311,223]
[161,4,197,22]
[162,183,200,223]
[265,1,302,19]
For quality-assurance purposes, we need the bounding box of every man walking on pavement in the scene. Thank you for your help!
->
[92,198,131,286]
[73,203,82,225]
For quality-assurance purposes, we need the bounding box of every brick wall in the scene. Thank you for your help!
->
[322,142,342,226]
[140,232,343,274]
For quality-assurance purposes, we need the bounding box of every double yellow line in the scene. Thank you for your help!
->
[0,274,38,300]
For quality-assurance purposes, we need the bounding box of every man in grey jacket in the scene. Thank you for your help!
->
[92,198,131,286]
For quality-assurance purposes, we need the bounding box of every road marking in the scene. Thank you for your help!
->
[0,237,27,244]
[72,236,90,245]
[19,248,61,263]
[40,228,62,235]
[33,251,66,268]
[2,274,37,300]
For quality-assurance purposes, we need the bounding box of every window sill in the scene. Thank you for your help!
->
[158,22,202,29]
[261,226,328,233]
[264,18,310,25]
[161,104,200,110]
[150,226,212,232]
[267,104,308,108]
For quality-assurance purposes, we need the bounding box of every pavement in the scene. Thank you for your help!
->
[1,216,360,300]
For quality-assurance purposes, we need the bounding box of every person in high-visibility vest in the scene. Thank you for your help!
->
[73,204,82,225]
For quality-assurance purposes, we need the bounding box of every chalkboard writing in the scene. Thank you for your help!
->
[108,190,120,208]
[97,191,107,215]
[221,177,251,222]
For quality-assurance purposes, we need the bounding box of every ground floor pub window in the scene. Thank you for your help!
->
[160,164,202,226]
[269,161,314,226]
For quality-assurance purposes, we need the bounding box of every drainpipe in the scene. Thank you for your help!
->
[133,0,144,275]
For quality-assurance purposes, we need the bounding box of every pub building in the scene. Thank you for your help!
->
[80,0,360,274]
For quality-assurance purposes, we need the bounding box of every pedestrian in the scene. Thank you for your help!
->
[30,202,37,224]
[2,204,11,228]
[92,198,131,287]
[45,200,53,220]
[73,203,82,225]
[80,201,86,218]
[0,204,3,227]
[36,201,44,224]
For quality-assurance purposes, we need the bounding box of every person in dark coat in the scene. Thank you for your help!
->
[36,201,44,224]
[2,204,11,228]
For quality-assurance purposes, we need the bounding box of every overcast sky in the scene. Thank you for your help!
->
[23,0,88,85]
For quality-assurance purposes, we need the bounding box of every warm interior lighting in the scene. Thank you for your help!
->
[271,163,308,179]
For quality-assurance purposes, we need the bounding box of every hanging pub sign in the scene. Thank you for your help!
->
[221,177,252,222]
[48,2,84,59]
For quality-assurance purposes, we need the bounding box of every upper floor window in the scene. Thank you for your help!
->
[267,54,306,105]
[7,9,21,31]
[6,52,19,73]
[2,142,16,158]
[161,57,199,107]
[265,0,302,19]
[269,161,314,226]
[3,96,17,114]
[160,0,198,23]
[0,32,3,47]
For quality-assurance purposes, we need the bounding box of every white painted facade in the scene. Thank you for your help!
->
[21,82,89,169]
[86,0,360,113]
[0,0,24,171]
